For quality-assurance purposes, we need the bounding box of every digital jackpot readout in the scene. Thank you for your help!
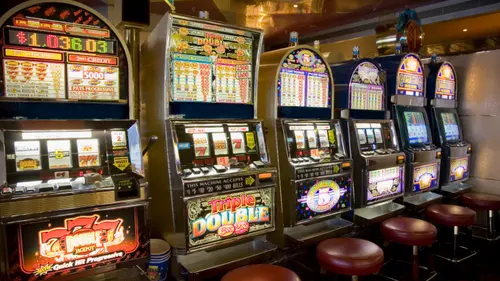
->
[7,28,115,55]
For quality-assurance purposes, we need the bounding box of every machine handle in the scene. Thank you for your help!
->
[142,135,158,156]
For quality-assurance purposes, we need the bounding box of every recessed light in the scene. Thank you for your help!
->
[463,28,468,32]
[293,4,298,8]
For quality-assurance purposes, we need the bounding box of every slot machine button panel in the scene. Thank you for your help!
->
[2,187,13,195]
[38,184,55,193]
[310,156,321,162]
[14,186,26,194]
[253,161,265,168]
[183,169,193,176]
[213,165,227,173]
[192,168,202,174]
[57,184,73,191]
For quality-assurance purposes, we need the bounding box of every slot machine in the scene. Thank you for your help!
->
[0,1,149,281]
[257,46,353,247]
[140,13,277,280]
[331,50,406,225]
[374,53,443,207]
[426,58,472,196]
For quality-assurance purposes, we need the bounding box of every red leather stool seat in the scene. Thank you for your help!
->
[462,193,500,210]
[426,204,476,227]
[317,238,384,276]
[221,264,301,281]
[381,217,437,246]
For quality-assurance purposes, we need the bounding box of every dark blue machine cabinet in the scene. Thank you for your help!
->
[331,58,406,225]
[374,53,443,207]
[426,61,472,195]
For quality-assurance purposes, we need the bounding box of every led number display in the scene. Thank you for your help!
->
[7,28,115,55]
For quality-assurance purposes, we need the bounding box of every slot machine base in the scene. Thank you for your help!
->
[177,239,277,281]
[441,182,472,198]
[403,192,442,208]
[79,265,150,281]
[355,201,405,226]
[284,217,353,247]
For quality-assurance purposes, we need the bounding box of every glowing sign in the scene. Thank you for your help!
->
[412,163,439,192]
[169,24,253,104]
[7,28,115,55]
[278,48,330,108]
[367,167,403,203]
[436,62,456,100]
[296,177,350,223]
[349,61,384,110]
[187,188,273,249]
[450,157,469,182]
[8,207,145,281]
[397,54,424,96]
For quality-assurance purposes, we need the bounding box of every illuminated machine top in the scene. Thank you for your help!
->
[349,61,385,111]
[278,48,330,108]
[0,1,132,119]
[434,62,456,100]
[396,54,424,97]
[277,47,333,119]
[168,16,262,119]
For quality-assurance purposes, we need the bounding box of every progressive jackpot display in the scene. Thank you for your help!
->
[0,4,127,102]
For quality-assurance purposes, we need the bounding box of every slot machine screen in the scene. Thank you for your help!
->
[278,48,331,108]
[435,63,456,100]
[403,111,430,145]
[174,122,268,170]
[355,122,396,152]
[349,62,384,110]
[169,20,254,105]
[396,54,424,97]
[440,112,460,141]
[4,127,137,186]
[367,166,404,203]
[296,176,351,223]
[285,122,343,160]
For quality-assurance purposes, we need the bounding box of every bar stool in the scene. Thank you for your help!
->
[426,204,476,263]
[317,238,384,281]
[380,217,437,281]
[461,192,500,241]
[221,264,301,281]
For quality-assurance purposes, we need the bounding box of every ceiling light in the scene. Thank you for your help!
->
[293,4,298,8]
[463,28,468,32]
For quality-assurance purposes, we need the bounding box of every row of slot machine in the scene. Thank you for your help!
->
[0,2,473,281]
[139,12,473,281]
